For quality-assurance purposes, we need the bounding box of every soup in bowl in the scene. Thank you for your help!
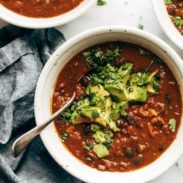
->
[35,26,183,183]
[0,0,94,28]
[152,0,183,50]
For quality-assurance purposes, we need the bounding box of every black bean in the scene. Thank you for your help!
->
[82,124,91,136]
[117,119,128,128]
[115,57,125,67]
[158,146,164,152]
[80,76,90,87]
[123,147,134,158]
[124,112,135,125]
[166,4,176,15]
[133,154,143,166]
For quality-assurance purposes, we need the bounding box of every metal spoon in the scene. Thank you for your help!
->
[12,93,76,157]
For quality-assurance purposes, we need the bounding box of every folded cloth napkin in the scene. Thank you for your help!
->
[0,25,82,183]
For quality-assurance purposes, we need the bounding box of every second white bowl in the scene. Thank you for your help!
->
[0,0,94,29]
[152,0,183,50]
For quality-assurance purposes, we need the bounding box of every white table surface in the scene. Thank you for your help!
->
[1,0,183,182]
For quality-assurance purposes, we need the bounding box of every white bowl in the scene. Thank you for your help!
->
[35,26,183,183]
[0,0,94,29]
[152,0,183,50]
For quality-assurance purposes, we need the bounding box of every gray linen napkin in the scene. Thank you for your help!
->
[0,25,82,183]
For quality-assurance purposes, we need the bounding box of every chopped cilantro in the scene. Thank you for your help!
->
[91,111,100,119]
[173,16,183,27]
[165,94,173,110]
[84,143,94,150]
[152,56,163,64]
[91,124,101,132]
[164,0,173,4]
[153,82,161,92]
[97,0,106,6]
[105,47,120,61]
[139,48,150,56]
[61,132,68,142]
[138,24,144,30]
[168,118,176,132]
[144,60,154,73]
[83,47,120,69]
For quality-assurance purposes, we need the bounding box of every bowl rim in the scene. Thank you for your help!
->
[0,0,95,29]
[152,0,183,50]
[34,26,183,183]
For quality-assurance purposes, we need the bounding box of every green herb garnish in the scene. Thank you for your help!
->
[84,143,94,150]
[97,0,106,6]
[164,0,173,4]
[83,47,120,69]
[91,111,100,119]
[168,118,176,132]
[173,16,183,27]
[138,24,144,30]
[139,48,150,56]
[61,132,69,141]
[165,94,173,110]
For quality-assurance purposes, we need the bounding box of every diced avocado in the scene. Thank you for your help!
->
[86,84,111,108]
[105,82,128,101]
[146,70,160,94]
[117,63,133,85]
[112,101,128,117]
[93,131,107,144]
[80,107,107,127]
[92,127,113,147]
[81,107,101,118]
[107,120,120,132]
[128,86,147,102]
[104,64,132,101]
[93,144,109,158]
[70,111,80,124]
[147,70,158,82]
[95,117,107,127]
[91,124,101,132]
[68,99,91,124]
[127,72,149,102]
[147,83,160,94]
[130,72,149,87]
[86,84,109,97]
[93,130,110,144]
[104,97,113,108]
[110,109,120,121]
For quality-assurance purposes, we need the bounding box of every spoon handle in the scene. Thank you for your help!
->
[12,93,75,157]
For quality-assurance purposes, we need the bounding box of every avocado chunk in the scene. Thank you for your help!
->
[61,63,162,135]
[146,70,160,94]
[112,101,128,118]
[80,107,107,127]
[92,129,113,146]
[117,63,133,84]
[104,63,132,102]
[107,120,120,132]
[127,72,148,102]
[105,82,128,101]
[93,144,109,158]
[86,84,109,98]
[128,86,147,102]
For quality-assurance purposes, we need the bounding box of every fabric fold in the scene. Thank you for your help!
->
[0,25,82,183]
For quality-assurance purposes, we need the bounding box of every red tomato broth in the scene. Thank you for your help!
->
[0,0,84,18]
[52,42,182,172]
[166,0,183,35]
